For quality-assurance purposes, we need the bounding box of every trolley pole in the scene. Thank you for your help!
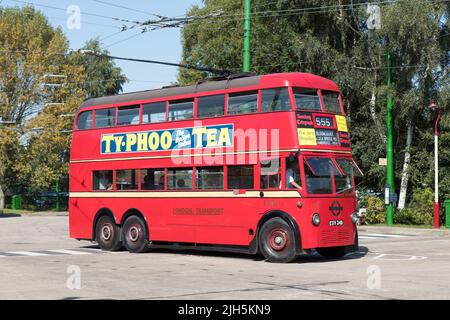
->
[386,46,394,225]
[243,0,251,72]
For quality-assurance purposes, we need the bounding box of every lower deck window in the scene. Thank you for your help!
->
[93,170,113,191]
[228,165,254,189]
[141,169,165,190]
[116,169,138,190]
[260,159,281,189]
[167,168,193,190]
[196,167,223,190]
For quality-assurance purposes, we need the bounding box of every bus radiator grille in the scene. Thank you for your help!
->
[319,230,352,246]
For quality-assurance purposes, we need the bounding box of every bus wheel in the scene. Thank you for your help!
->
[259,217,297,263]
[316,246,346,259]
[95,215,122,251]
[122,215,150,253]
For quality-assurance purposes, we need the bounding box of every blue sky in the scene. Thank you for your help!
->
[3,0,204,93]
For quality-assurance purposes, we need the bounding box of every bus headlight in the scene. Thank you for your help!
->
[312,213,321,226]
[351,212,359,224]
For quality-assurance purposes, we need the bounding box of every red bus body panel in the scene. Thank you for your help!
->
[69,73,357,252]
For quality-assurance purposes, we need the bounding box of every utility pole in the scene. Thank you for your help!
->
[430,101,442,229]
[243,0,251,72]
[386,46,394,226]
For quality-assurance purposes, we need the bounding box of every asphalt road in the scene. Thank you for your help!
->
[1,214,450,300]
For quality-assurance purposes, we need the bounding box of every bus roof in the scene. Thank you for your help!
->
[78,72,339,111]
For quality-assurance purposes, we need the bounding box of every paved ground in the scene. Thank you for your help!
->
[0,214,450,300]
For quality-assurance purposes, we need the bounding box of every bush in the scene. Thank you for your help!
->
[395,188,433,225]
[365,196,386,224]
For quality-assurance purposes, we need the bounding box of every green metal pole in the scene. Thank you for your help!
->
[243,0,251,72]
[386,47,394,225]
[55,180,61,212]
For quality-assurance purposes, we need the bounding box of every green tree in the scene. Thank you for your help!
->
[69,39,127,99]
[178,0,449,214]
[0,6,127,209]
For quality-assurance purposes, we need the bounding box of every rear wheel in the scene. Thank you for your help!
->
[259,217,297,263]
[122,215,150,253]
[95,215,122,251]
[316,246,346,259]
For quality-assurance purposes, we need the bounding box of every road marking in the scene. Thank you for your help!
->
[359,233,411,239]
[373,253,427,260]
[0,248,99,258]
[47,249,92,255]
[9,251,50,257]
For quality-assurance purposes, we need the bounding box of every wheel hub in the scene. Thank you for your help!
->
[128,225,140,242]
[101,224,112,241]
[268,228,289,251]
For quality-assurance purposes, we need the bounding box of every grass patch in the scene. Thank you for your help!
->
[364,223,436,229]
[1,208,38,215]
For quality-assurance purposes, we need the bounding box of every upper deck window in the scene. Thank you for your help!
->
[76,110,93,130]
[228,91,258,115]
[261,88,291,112]
[197,95,225,118]
[322,91,342,114]
[293,88,322,112]
[94,107,115,128]
[117,105,140,126]
[142,102,166,124]
[168,100,193,121]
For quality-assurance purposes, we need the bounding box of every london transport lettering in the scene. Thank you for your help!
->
[296,112,350,148]
[101,124,233,154]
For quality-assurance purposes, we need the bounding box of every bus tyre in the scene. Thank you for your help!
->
[95,215,122,251]
[316,246,346,259]
[259,217,297,263]
[123,216,150,253]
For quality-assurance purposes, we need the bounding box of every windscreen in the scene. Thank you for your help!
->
[304,157,363,194]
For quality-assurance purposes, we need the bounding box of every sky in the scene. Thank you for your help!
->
[2,0,204,93]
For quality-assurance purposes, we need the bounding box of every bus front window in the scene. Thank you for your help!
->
[334,159,354,194]
[304,157,335,194]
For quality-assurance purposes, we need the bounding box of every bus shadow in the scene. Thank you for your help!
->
[78,243,369,263]
[295,246,369,264]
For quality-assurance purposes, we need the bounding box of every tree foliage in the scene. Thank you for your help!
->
[0,6,127,200]
[178,0,449,209]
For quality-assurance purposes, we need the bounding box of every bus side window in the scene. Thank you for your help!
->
[142,102,166,123]
[167,168,193,190]
[94,108,116,128]
[197,95,225,118]
[117,105,140,126]
[285,157,302,189]
[93,170,113,191]
[228,91,258,115]
[76,110,92,130]
[168,100,194,121]
[260,159,281,189]
[196,167,223,190]
[141,169,165,190]
[261,88,290,112]
[227,165,254,189]
[116,169,138,190]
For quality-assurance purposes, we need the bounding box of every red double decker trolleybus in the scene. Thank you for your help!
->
[69,72,363,263]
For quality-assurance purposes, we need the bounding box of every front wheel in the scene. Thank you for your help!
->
[122,215,150,253]
[316,246,346,259]
[259,217,297,263]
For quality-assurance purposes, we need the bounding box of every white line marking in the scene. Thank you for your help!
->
[47,249,92,255]
[9,251,49,257]
[364,233,408,238]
